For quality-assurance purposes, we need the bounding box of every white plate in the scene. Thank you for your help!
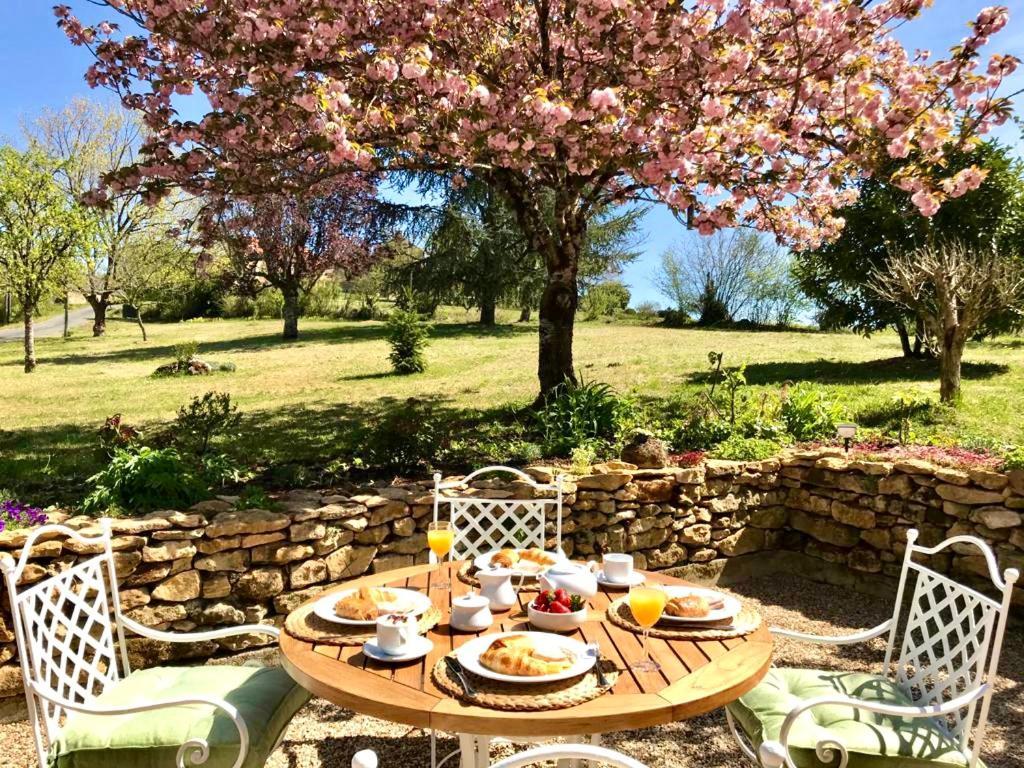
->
[363,636,433,663]
[473,549,567,577]
[455,631,595,685]
[595,570,646,589]
[658,586,740,624]
[312,588,433,627]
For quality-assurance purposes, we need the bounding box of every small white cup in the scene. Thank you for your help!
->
[602,553,634,584]
[376,613,417,655]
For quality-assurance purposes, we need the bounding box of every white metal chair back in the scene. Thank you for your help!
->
[432,466,565,561]
[882,529,1017,763]
[0,520,129,751]
[352,744,648,768]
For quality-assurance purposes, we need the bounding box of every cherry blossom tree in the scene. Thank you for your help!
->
[57,0,1018,396]
[211,175,381,340]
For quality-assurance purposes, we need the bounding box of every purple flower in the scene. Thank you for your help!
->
[0,498,46,530]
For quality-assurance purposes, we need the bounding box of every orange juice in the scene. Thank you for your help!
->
[630,587,667,628]
[427,528,454,559]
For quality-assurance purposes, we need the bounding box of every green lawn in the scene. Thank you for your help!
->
[2,312,1022,503]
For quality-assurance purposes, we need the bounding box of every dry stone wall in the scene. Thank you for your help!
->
[1,448,1022,715]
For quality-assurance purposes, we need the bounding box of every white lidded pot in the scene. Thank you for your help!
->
[450,593,493,632]
[476,567,517,611]
[539,561,598,599]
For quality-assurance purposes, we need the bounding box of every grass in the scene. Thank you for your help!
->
[1,311,1022,504]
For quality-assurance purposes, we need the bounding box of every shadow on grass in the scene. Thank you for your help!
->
[16,319,536,368]
[0,393,534,505]
[686,356,1009,387]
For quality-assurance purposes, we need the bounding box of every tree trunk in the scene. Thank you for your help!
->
[23,308,35,373]
[537,241,580,397]
[282,285,300,340]
[135,313,148,342]
[895,319,913,358]
[938,327,965,404]
[479,297,497,326]
[86,295,110,337]
[519,305,531,323]
[63,296,70,339]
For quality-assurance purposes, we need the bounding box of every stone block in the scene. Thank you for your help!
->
[935,485,1005,505]
[251,543,314,564]
[205,509,290,538]
[151,570,201,602]
[718,528,765,557]
[789,510,861,548]
[289,558,328,589]
[202,573,232,599]
[325,545,377,580]
[234,567,285,600]
[970,506,1021,530]
[831,501,875,529]
[141,540,197,563]
[194,549,249,572]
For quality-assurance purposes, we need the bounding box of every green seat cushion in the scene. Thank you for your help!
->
[727,668,979,768]
[49,665,310,768]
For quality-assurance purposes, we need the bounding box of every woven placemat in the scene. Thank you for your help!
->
[432,655,618,711]
[457,562,540,592]
[606,597,762,640]
[285,601,442,646]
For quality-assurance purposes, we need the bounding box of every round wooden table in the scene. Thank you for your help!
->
[280,561,773,768]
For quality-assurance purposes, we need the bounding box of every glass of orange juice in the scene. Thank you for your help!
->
[427,520,454,590]
[629,586,668,672]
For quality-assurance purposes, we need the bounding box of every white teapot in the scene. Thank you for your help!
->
[539,562,598,599]
[476,567,517,611]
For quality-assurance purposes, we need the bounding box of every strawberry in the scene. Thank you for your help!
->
[554,588,569,604]
[548,601,570,614]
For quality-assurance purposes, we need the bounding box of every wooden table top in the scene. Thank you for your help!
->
[279,561,773,738]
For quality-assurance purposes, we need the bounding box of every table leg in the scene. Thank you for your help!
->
[458,734,491,768]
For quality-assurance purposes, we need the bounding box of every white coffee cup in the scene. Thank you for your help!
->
[376,613,417,655]
[602,553,634,584]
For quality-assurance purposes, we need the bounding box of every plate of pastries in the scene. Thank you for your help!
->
[473,547,567,577]
[313,586,434,626]
[659,586,740,624]
[455,631,595,684]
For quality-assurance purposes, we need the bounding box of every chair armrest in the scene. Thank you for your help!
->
[122,615,280,643]
[769,619,892,646]
[29,680,251,768]
[756,683,990,768]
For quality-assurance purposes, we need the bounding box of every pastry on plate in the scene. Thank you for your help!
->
[491,549,520,568]
[665,594,711,619]
[519,549,557,567]
[479,634,576,676]
[335,587,402,621]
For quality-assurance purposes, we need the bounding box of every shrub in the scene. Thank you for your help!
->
[83,447,208,514]
[302,279,346,317]
[345,400,449,473]
[708,435,783,461]
[200,451,250,488]
[386,306,430,374]
[173,392,241,456]
[570,443,599,474]
[1003,446,1024,472]
[173,340,199,367]
[537,378,630,456]
[235,485,278,511]
[144,276,226,321]
[779,382,844,441]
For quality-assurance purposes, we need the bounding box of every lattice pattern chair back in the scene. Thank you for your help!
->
[0,520,129,752]
[882,529,1017,762]
[432,466,564,561]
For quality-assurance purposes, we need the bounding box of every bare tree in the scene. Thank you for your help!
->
[870,241,1024,403]
[23,98,164,336]
[654,229,797,325]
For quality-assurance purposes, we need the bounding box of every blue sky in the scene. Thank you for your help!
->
[2,0,1022,307]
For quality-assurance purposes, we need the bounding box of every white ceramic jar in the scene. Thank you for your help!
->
[450,593,493,632]
[539,562,599,598]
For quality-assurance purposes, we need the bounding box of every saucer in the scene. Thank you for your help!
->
[362,635,433,663]
[595,570,645,588]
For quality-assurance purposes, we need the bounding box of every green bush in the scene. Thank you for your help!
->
[780,382,845,441]
[302,279,347,317]
[173,392,241,456]
[537,379,630,456]
[346,400,449,473]
[143,276,226,321]
[173,340,198,366]
[83,447,208,514]
[1002,446,1024,472]
[708,435,783,461]
[386,307,430,374]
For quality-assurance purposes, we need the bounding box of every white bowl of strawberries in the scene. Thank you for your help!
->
[528,589,588,633]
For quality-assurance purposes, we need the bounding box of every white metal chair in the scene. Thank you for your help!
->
[1,519,309,768]
[432,465,566,562]
[353,743,647,768]
[727,528,1018,768]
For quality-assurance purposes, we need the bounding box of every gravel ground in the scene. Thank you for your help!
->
[1,574,1019,768]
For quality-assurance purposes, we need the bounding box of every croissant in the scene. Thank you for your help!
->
[519,549,556,566]
[665,594,710,618]
[491,549,520,568]
[335,587,401,620]
[479,635,575,677]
